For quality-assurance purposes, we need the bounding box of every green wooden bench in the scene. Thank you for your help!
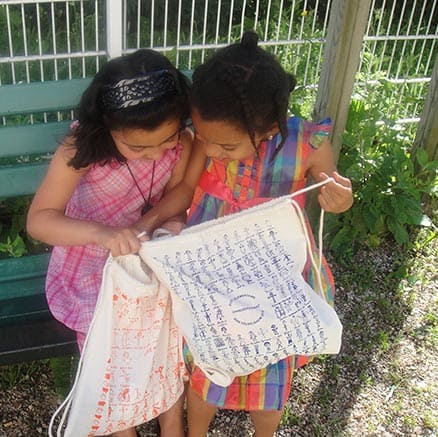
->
[0,78,91,365]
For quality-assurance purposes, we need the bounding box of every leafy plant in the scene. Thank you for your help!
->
[325,80,437,260]
[0,196,33,258]
[0,235,27,258]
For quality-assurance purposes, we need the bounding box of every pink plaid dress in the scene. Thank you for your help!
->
[46,144,183,338]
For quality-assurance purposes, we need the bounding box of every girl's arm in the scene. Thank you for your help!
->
[136,133,207,234]
[306,139,353,213]
[26,142,143,256]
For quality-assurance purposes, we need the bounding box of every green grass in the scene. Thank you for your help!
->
[0,355,78,399]
[0,361,42,389]
[49,355,79,399]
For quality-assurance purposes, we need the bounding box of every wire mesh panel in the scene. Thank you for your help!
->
[0,0,332,119]
[356,0,437,129]
[122,0,332,117]
[1,0,437,125]
[0,0,106,85]
[0,0,107,125]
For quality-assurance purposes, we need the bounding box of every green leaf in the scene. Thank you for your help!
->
[329,226,354,253]
[398,196,424,225]
[415,148,429,168]
[0,235,27,258]
[367,234,381,248]
[362,207,378,232]
[421,160,438,172]
[387,218,410,244]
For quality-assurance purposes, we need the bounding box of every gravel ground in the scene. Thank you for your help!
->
[1,230,436,437]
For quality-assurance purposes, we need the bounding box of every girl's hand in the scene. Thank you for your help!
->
[317,171,353,213]
[95,226,149,257]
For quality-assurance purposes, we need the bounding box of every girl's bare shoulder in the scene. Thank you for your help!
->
[53,136,89,174]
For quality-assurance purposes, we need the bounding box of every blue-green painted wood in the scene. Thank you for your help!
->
[0,275,46,301]
[0,254,51,328]
[0,294,49,324]
[0,254,50,298]
[0,319,77,365]
[0,78,91,116]
[0,162,49,197]
[181,69,193,81]
[0,72,192,118]
[0,121,70,157]
[0,253,50,281]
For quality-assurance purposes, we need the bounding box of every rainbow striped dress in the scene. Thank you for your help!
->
[184,116,335,411]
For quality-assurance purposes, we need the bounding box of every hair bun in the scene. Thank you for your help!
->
[241,30,259,50]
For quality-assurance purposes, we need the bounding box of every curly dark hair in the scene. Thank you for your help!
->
[69,49,191,169]
[191,30,296,155]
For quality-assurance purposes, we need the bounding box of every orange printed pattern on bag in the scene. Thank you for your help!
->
[88,281,185,435]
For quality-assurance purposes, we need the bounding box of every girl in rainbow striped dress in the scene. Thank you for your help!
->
[151,30,353,437]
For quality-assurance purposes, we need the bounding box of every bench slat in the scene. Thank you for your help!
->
[0,294,50,325]
[0,253,50,281]
[0,275,47,302]
[0,73,192,117]
[0,78,91,116]
[0,254,50,325]
[0,121,70,157]
[0,78,90,364]
[0,253,50,298]
[0,162,49,197]
[0,253,77,365]
[0,318,77,365]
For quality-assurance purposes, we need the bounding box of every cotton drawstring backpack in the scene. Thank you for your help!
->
[49,254,185,436]
[139,178,343,387]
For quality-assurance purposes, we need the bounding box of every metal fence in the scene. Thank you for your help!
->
[0,0,437,132]
[0,0,332,85]
[359,0,437,125]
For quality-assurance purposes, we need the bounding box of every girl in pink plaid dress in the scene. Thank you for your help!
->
[26,49,192,437]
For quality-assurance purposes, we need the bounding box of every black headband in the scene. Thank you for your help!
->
[100,69,177,111]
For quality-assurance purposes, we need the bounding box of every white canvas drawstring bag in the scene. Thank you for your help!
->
[139,179,343,387]
[49,254,186,436]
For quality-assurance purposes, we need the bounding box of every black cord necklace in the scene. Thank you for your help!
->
[126,160,156,215]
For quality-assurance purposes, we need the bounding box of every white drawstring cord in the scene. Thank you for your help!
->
[136,230,148,239]
[48,258,114,437]
[290,177,334,298]
[318,205,324,275]
[289,177,334,199]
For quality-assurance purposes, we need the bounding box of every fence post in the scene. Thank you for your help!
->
[106,0,123,59]
[412,56,438,162]
[313,0,372,162]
